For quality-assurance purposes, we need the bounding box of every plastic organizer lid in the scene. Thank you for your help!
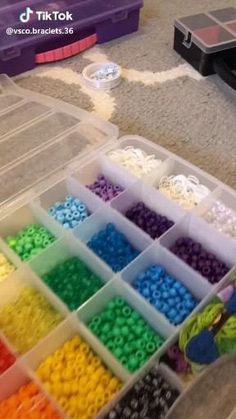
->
[0,74,118,210]
[175,7,236,53]
[0,0,143,52]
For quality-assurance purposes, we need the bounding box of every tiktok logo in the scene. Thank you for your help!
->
[19,7,34,23]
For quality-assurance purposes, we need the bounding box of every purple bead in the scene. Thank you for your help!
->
[86,174,123,201]
[170,236,229,284]
[125,202,174,240]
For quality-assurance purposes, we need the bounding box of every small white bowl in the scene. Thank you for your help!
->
[82,62,122,90]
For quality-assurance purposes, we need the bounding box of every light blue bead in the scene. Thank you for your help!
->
[71,220,79,228]
[56,213,65,223]
[74,198,82,206]
[54,202,63,209]
[63,222,71,229]
[49,207,56,215]
[80,212,88,221]
[78,204,86,212]
[70,205,77,212]
[65,195,74,201]
[65,213,73,221]
[72,211,81,220]
[65,201,72,209]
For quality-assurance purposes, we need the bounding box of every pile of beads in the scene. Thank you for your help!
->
[88,297,164,372]
[86,175,123,202]
[0,288,63,354]
[202,200,236,239]
[0,339,15,375]
[42,256,104,311]
[0,252,15,281]
[133,265,198,325]
[6,224,55,261]
[48,195,89,229]
[0,382,61,419]
[159,175,210,209]
[126,202,174,239]
[107,146,162,178]
[106,365,180,419]
[170,237,229,284]
[36,335,122,418]
[87,223,140,272]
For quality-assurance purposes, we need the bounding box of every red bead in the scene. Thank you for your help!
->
[0,340,15,374]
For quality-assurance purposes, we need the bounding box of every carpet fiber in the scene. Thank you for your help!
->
[16,0,236,188]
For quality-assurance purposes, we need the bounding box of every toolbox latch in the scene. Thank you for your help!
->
[112,10,128,23]
[183,31,192,49]
[0,47,21,61]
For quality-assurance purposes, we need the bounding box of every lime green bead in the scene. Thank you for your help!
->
[5,224,55,261]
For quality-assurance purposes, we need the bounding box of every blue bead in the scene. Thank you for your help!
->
[169,288,177,297]
[173,315,183,325]
[176,302,185,312]
[162,291,169,300]
[165,275,175,285]
[154,300,163,310]
[141,287,150,298]
[167,298,175,307]
[66,213,73,221]
[168,308,177,319]
[152,290,161,300]
[161,303,169,314]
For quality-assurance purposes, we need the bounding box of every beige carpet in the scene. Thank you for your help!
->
[16,0,236,189]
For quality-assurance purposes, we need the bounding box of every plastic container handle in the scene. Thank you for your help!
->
[35,33,97,64]
[213,56,236,91]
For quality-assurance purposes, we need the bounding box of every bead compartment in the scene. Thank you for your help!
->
[37,176,104,230]
[30,235,113,311]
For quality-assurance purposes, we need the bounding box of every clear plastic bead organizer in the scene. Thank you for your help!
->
[0,74,236,418]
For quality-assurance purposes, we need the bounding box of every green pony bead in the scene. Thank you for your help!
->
[41,256,104,311]
[5,224,55,261]
[87,296,165,373]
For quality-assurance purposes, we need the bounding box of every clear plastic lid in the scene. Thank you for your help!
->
[175,7,236,53]
[0,75,118,209]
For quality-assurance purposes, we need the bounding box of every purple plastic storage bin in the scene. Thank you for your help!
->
[0,0,143,76]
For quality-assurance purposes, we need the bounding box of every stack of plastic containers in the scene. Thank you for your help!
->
[0,75,235,418]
